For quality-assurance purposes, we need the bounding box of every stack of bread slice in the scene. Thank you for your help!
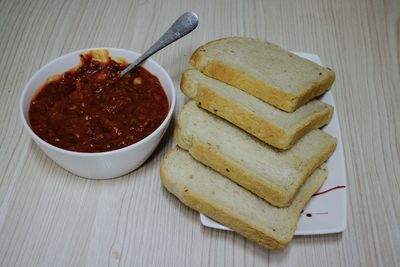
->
[161,37,337,249]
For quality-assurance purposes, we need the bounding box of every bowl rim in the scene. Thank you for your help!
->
[19,47,176,157]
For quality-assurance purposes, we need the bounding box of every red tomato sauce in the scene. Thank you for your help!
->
[29,52,169,153]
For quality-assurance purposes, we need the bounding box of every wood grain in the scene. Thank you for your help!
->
[0,0,399,266]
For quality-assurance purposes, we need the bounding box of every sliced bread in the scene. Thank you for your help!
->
[175,101,336,207]
[181,69,333,149]
[189,37,335,112]
[161,147,328,249]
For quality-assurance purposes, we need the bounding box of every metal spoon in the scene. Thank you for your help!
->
[119,12,199,78]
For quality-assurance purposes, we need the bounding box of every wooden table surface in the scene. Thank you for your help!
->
[1,0,399,266]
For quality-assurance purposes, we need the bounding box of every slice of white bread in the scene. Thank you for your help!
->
[175,101,336,207]
[161,147,328,249]
[181,69,333,149]
[189,37,335,112]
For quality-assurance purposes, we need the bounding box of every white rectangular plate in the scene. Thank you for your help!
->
[200,52,347,235]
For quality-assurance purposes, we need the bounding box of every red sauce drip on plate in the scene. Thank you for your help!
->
[29,52,169,153]
[312,185,346,197]
[305,212,328,217]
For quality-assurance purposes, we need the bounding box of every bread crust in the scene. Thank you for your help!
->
[180,70,334,149]
[189,37,335,112]
[160,147,328,250]
[174,104,336,207]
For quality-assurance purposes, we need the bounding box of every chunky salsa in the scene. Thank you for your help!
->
[29,51,169,153]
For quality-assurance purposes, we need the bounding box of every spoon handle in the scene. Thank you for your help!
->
[119,12,199,77]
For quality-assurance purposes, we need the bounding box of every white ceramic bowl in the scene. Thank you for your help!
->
[20,48,176,179]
